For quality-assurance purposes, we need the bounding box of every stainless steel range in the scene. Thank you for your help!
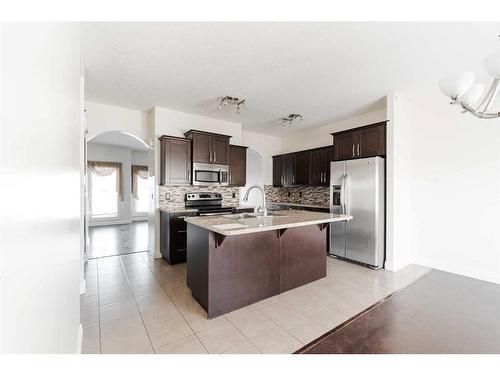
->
[185,192,237,216]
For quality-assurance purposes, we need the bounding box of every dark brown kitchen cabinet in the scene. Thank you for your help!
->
[273,156,283,186]
[295,151,310,185]
[332,122,386,161]
[160,210,196,264]
[309,146,333,186]
[159,135,191,185]
[281,154,296,186]
[184,130,231,165]
[228,145,247,186]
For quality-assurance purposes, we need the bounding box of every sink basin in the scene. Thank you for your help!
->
[223,212,287,220]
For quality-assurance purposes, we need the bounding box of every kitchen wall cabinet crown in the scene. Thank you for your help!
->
[159,135,192,185]
[228,145,247,187]
[184,130,231,165]
[331,121,386,161]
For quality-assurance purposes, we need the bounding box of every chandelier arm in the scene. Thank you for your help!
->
[475,78,499,114]
[458,102,500,118]
[480,78,500,114]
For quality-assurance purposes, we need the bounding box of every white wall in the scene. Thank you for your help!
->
[385,93,413,271]
[0,24,82,353]
[281,109,387,153]
[401,86,500,284]
[87,143,148,225]
[85,101,150,143]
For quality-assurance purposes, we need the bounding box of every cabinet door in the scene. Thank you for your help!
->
[211,135,229,164]
[191,133,211,163]
[334,132,358,161]
[161,138,191,185]
[228,145,247,186]
[273,156,283,186]
[282,154,296,186]
[309,148,327,185]
[325,146,334,185]
[358,124,386,157]
[295,151,310,185]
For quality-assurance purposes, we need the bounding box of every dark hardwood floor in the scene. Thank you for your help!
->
[88,221,148,259]
[298,270,500,354]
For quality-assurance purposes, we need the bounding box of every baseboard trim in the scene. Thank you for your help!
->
[414,258,500,285]
[76,324,83,354]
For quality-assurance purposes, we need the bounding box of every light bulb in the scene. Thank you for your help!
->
[439,72,475,99]
[483,50,500,78]
[461,83,485,106]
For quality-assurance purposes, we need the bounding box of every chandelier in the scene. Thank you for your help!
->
[439,45,500,119]
[282,113,303,127]
[217,96,246,114]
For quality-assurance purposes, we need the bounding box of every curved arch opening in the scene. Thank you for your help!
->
[85,130,151,259]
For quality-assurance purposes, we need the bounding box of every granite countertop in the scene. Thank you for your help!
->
[160,206,255,214]
[184,209,352,236]
[268,201,330,210]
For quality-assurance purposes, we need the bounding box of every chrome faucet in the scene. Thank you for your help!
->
[242,184,268,217]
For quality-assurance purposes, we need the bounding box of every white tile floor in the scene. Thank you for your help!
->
[81,252,430,354]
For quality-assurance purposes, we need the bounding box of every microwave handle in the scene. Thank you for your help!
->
[218,170,222,184]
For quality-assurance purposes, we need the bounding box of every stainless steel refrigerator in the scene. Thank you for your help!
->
[329,156,385,268]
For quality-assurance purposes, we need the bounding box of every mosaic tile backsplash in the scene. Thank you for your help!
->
[264,185,330,207]
[159,185,240,210]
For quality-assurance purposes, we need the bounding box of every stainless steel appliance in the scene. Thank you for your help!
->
[192,162,229,187]
[185,192,236,216]
[329,156,385,268]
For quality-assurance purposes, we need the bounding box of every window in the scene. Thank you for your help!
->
[90,170,119,219]
[133,175,149,215]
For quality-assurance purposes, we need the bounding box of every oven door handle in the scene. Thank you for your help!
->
[198,211,233,216]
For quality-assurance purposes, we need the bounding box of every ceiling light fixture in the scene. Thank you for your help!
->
[217,96,246,114]
[439,36,500,119]
[282,113,303,127]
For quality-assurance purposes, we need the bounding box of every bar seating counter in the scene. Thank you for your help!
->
[185,210,352,318]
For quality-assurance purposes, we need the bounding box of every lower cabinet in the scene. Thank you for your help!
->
[160,211,196,264]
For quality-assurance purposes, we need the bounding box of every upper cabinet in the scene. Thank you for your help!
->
[310,146,333,186]
[184,130,231,165]
[228,145,247,186]
[159,135,192,185]
[332,122,386,161]
[272,145,333,187]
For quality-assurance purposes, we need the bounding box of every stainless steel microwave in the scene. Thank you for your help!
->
[192,162,229,186]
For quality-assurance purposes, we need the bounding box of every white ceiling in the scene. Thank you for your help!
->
[89,131,149,150]
[83,22,500,136]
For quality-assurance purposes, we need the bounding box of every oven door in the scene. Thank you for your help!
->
[193,163,229,186]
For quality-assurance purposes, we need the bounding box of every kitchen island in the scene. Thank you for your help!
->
[185,210,352,318]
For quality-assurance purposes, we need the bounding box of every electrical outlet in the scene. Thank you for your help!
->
[232,192,236,198]
[299,192,303,197]
[287,191,291,197]
[165,192,170,200]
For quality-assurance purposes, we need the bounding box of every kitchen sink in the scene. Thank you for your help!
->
[223,212,287,220]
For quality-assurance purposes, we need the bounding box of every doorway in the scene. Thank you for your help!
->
[85,131,150,259]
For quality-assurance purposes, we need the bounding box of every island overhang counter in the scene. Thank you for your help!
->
[184,210,352,318]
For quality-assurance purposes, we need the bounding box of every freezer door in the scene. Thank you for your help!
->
[345,157,385,267]
[329,161,346,257]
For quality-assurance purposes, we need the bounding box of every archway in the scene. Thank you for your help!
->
[84,131,151,260]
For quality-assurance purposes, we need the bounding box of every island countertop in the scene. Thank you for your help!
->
[184,209,352,236]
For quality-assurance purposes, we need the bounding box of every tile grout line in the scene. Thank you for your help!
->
[118,255,157,354]
[141,255,210,354]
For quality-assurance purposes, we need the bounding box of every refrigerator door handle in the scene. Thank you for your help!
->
[340,174,346,214]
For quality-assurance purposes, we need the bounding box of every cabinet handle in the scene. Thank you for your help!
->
[214,150,216,162]
[292,174,295,184]
[352,145,355,157]
[357,144,360,157]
